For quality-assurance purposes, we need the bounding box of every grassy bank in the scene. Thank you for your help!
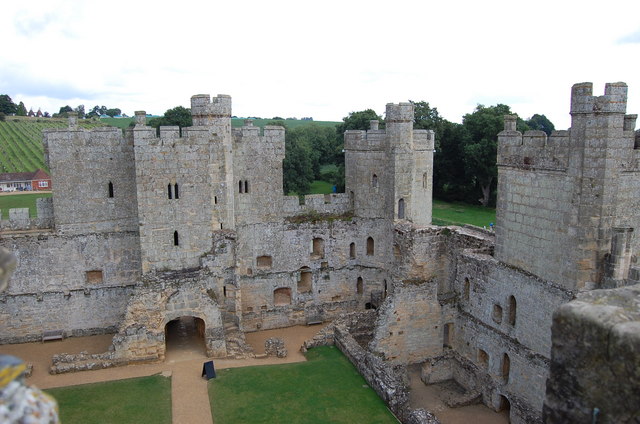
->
[0,192,51,218]
[432,199,496,227]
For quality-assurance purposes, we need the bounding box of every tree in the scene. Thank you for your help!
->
[336,109,383,134]
[0,95,17,115]
[105,108,121,117]
[87,105,107,118]
[282,123,316,195]
[16,102,27,116]
[526,114,555,135]
[462,104,528,206]
[411,101,447,151]
[74,105,85,119]
[148,106,193,135]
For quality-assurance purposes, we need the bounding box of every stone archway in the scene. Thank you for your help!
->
[164,316,207,360]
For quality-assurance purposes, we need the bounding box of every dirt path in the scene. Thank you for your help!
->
[0,324,327,424]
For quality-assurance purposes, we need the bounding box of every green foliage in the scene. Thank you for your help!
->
[526,113,555,135]
[0,113,4,122]
[209,346,396,424]
[46,375,172,424]
[461,104,528,206]
[74,105,85,119]
[106,108,121,117]
[283,127,315,195]
[148,106,192,132]
[16,102,27,116]
[0,95,17,115]
[336,109,383,133]
[0,193,52,218]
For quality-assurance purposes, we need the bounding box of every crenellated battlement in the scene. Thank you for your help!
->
[191,94,232,126]
[498,117,570,171]
[386,102,414,123]
[570,82,628,115]
[413,130,435,151]
[343,129,386,151]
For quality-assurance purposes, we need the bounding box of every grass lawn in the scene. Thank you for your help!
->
[0,192,52,218]
[46,375,171,424]
[209,345,398,424]
[432,199,496,228]
[309,180,335,194]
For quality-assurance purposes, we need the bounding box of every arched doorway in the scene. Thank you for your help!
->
[164,316,206,360]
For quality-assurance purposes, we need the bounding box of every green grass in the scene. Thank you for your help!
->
[309,180,335,194]
[432,199,496,227]
[46,375,172,424]
[0,192,52,218]
[209,345,398,424]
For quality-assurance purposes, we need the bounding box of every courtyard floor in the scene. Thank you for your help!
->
[2,325,508,423]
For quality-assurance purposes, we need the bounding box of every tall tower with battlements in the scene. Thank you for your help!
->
[344,103,434,226]
[496,82,639,289]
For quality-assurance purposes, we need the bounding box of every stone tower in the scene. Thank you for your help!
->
[344,103,434,225]
[496,82,639,289]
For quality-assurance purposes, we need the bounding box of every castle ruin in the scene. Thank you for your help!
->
[1,82,638,423]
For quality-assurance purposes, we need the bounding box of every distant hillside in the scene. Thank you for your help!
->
[0,116,340,174]
[0,117,105,173]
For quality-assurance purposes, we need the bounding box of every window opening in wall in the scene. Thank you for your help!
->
[298,267,312,293]
[174,231,179,246]
[443,322,454,348]
[174,183,179,199]
[214,196,218,204]
[274,287,292,306]
[349,242,356,259]
[312,238,325,259]
[366,237,374,256]
[492,304,503,324]
[502,353,510,382]
[356,277,363,295]
[464,278,470,301]
[168,184,173,199]
[384,280,388,298]
[423,172,428,189]
[508,296,517,326]
[349,191,354,208]
[478,349,489,370]
[394,244,401,260]
[86,270,103,284]
[239,180,243,193]
[398,198,405,219]
[108,182,114,198]
[256,255,273,269]
[498,395,511,413]
[365,302,373,310]
[244,180,249,193]
[372,174,378,188]
[223,286,227,298]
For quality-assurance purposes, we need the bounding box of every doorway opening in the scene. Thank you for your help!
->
[164,316,206,360]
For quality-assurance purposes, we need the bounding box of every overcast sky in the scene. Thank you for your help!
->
[1,0,639,129]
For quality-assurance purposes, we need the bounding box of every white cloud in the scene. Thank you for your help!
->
[1,0,639,130]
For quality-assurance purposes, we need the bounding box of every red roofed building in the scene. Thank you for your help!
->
[0,169,52,192]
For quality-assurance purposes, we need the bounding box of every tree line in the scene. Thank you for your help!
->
[0,94,123,120]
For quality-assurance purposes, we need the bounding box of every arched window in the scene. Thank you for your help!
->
[372,174,378,188]
[173,231,179,246]
[174,183,179,199]
[108,181,114,198]
[508,296,517,326]
[244,180,249,193]
[349,242,356,259]
[366,237,374,256]
[502,353,511,382]
[168,184,173,199]
[398,198,405,219]
[356,277,363,295]
[239,180,243,193]
[464,278,470,301]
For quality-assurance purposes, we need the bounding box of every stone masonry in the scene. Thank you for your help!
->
[0,83,638,423]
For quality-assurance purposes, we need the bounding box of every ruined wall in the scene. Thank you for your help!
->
[543,284,640,424]
[43,124,138,235]
[369,279,442,364]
